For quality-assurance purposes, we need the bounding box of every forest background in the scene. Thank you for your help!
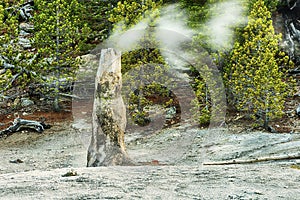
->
[0,0,298,132]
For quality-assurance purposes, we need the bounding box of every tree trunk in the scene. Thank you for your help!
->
[87,48,133,166]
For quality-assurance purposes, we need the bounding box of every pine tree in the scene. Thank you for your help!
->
[78,0,118,51]
[108,0,161,30]
[0,0,35,98]
[186,0,228,126]
[32,0,90,110]
[108,0,174,126]
[179,0,222,29]
[248,0,279,13]
[0,4,18,94]
[224,0,293,129]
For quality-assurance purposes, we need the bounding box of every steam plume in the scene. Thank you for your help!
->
[205,0,247,50]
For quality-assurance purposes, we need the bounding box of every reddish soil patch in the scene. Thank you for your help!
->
[72,99,93,120]
[0,111,73,129]
[0,97,75,131]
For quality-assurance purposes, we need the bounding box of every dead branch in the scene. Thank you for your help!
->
[2,73,21,91]
[203,154,300,165]
[0,118,51,137]
[5,1,34,21]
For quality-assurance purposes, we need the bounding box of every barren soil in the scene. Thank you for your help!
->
[0,117,300,199]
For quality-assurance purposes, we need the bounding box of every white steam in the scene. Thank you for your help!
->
[155,4,195,71]
[205,0,247,50]
[155,4,194,49]
[105,0,247,63]
[106,20,148,51]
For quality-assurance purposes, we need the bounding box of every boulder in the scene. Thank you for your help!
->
[279,1,300,63]
[21,98,34,107]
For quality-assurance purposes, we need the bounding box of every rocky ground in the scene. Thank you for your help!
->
[0,117,300,199]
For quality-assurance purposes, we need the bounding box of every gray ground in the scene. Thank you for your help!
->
[0,120,300,199]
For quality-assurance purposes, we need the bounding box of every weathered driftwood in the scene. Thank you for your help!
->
[0,55,38,96]
[0,118,50,137]
[203,154,300,166]
[87,48,133,167]
[5,1,34,21]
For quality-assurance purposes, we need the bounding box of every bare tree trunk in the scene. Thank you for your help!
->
[87,48,133,167]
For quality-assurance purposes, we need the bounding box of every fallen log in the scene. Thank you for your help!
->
[0,118,51,137]
[203,154,300,165]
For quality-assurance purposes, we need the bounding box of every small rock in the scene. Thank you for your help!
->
[22,112,30,116]
[151,160,159,165]
[21,98,34,107]
[62,169,78,177]
[254,190,263,195]
[9,159,24,164]
[166,106,176,119]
